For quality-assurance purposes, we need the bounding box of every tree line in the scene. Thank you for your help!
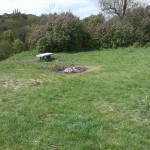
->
[0,1,150,60]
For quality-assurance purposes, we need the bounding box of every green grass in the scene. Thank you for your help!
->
[0,47,150,150]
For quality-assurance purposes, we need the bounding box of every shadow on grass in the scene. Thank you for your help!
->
[19,56,56,63]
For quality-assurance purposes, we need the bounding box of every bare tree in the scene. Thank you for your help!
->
[99,0,146,20]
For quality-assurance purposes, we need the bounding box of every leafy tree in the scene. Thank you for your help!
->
[29,12,85,52]
[13,39,25,54]
[82,14,105,25]
[82,14,106,49]
[3,30,13,42]
[124,6,150,44]
[0,40,13,60]
[99,0,145,20]
[140,17,150,44]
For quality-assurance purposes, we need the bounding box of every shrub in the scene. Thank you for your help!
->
[0,40,13,60]
[125,7,150,44]
[29,12,85,52]
[94,20,115,48]
[3,30,13,42]
[125,7,148,29]
[82,14,105,26]
[83,17,134,49]
[82,14,106,49]
[133,42,141,48]
[110,20,134,47]
[140,17,150,44]
[13,39,25,54]
[145,42,150,48]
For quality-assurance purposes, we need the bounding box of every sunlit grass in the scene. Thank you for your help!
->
[0,47,150,150]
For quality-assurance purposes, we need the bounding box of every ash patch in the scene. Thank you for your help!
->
[56,66,88,74]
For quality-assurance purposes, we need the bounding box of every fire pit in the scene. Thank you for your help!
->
[56,66,87,74]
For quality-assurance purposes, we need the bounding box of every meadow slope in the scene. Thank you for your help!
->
[0,47,150,150]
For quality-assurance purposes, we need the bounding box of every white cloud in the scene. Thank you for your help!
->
[75,6,100,19]
[0,0,100,18]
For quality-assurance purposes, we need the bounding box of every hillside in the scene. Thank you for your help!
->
[0,47,150,150]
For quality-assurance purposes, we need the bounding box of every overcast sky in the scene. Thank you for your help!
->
[0,0,100,19]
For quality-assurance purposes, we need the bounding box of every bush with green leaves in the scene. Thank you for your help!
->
[83,17,134,49]
[125,7,148,29]
[82,6,149,49]
[140,17,150,44]
[133,42,141,48]
[3,29,13,42]
[124,7,150,45]
[0,40,13,60]
[145,42,150,48]
[110,20,134,47]
[82,14,105,26]
[29,12,85,52]
[82,14,105,49]
[13,39,25,54]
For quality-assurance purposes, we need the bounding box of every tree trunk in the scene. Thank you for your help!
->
[121,0,128,20]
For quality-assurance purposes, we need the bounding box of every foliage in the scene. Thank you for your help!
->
[13,39,26,54]
[0,12,40,44]
[0,40,13,60]
[124,7,150,44]
[82,6,150,49]
[140,17,150,44]
[3,29,13,42]
[0,6,150,57]
[125,7,148,28]
[145,42,150,47]
[133,42,141,48]
[110,20,134,47]
[29,12,85,52]
[99,0,140,20]
[82,14,105,49]
[83,17,134,49]
[82,14,105,26]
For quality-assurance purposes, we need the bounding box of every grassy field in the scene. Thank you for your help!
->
[0,47,150,150]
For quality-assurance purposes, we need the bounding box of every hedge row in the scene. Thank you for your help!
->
[29,7,150,53]
[1,6,150,60]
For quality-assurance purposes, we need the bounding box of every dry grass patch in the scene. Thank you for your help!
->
[86,66,103,72]
[0,77,43,89]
